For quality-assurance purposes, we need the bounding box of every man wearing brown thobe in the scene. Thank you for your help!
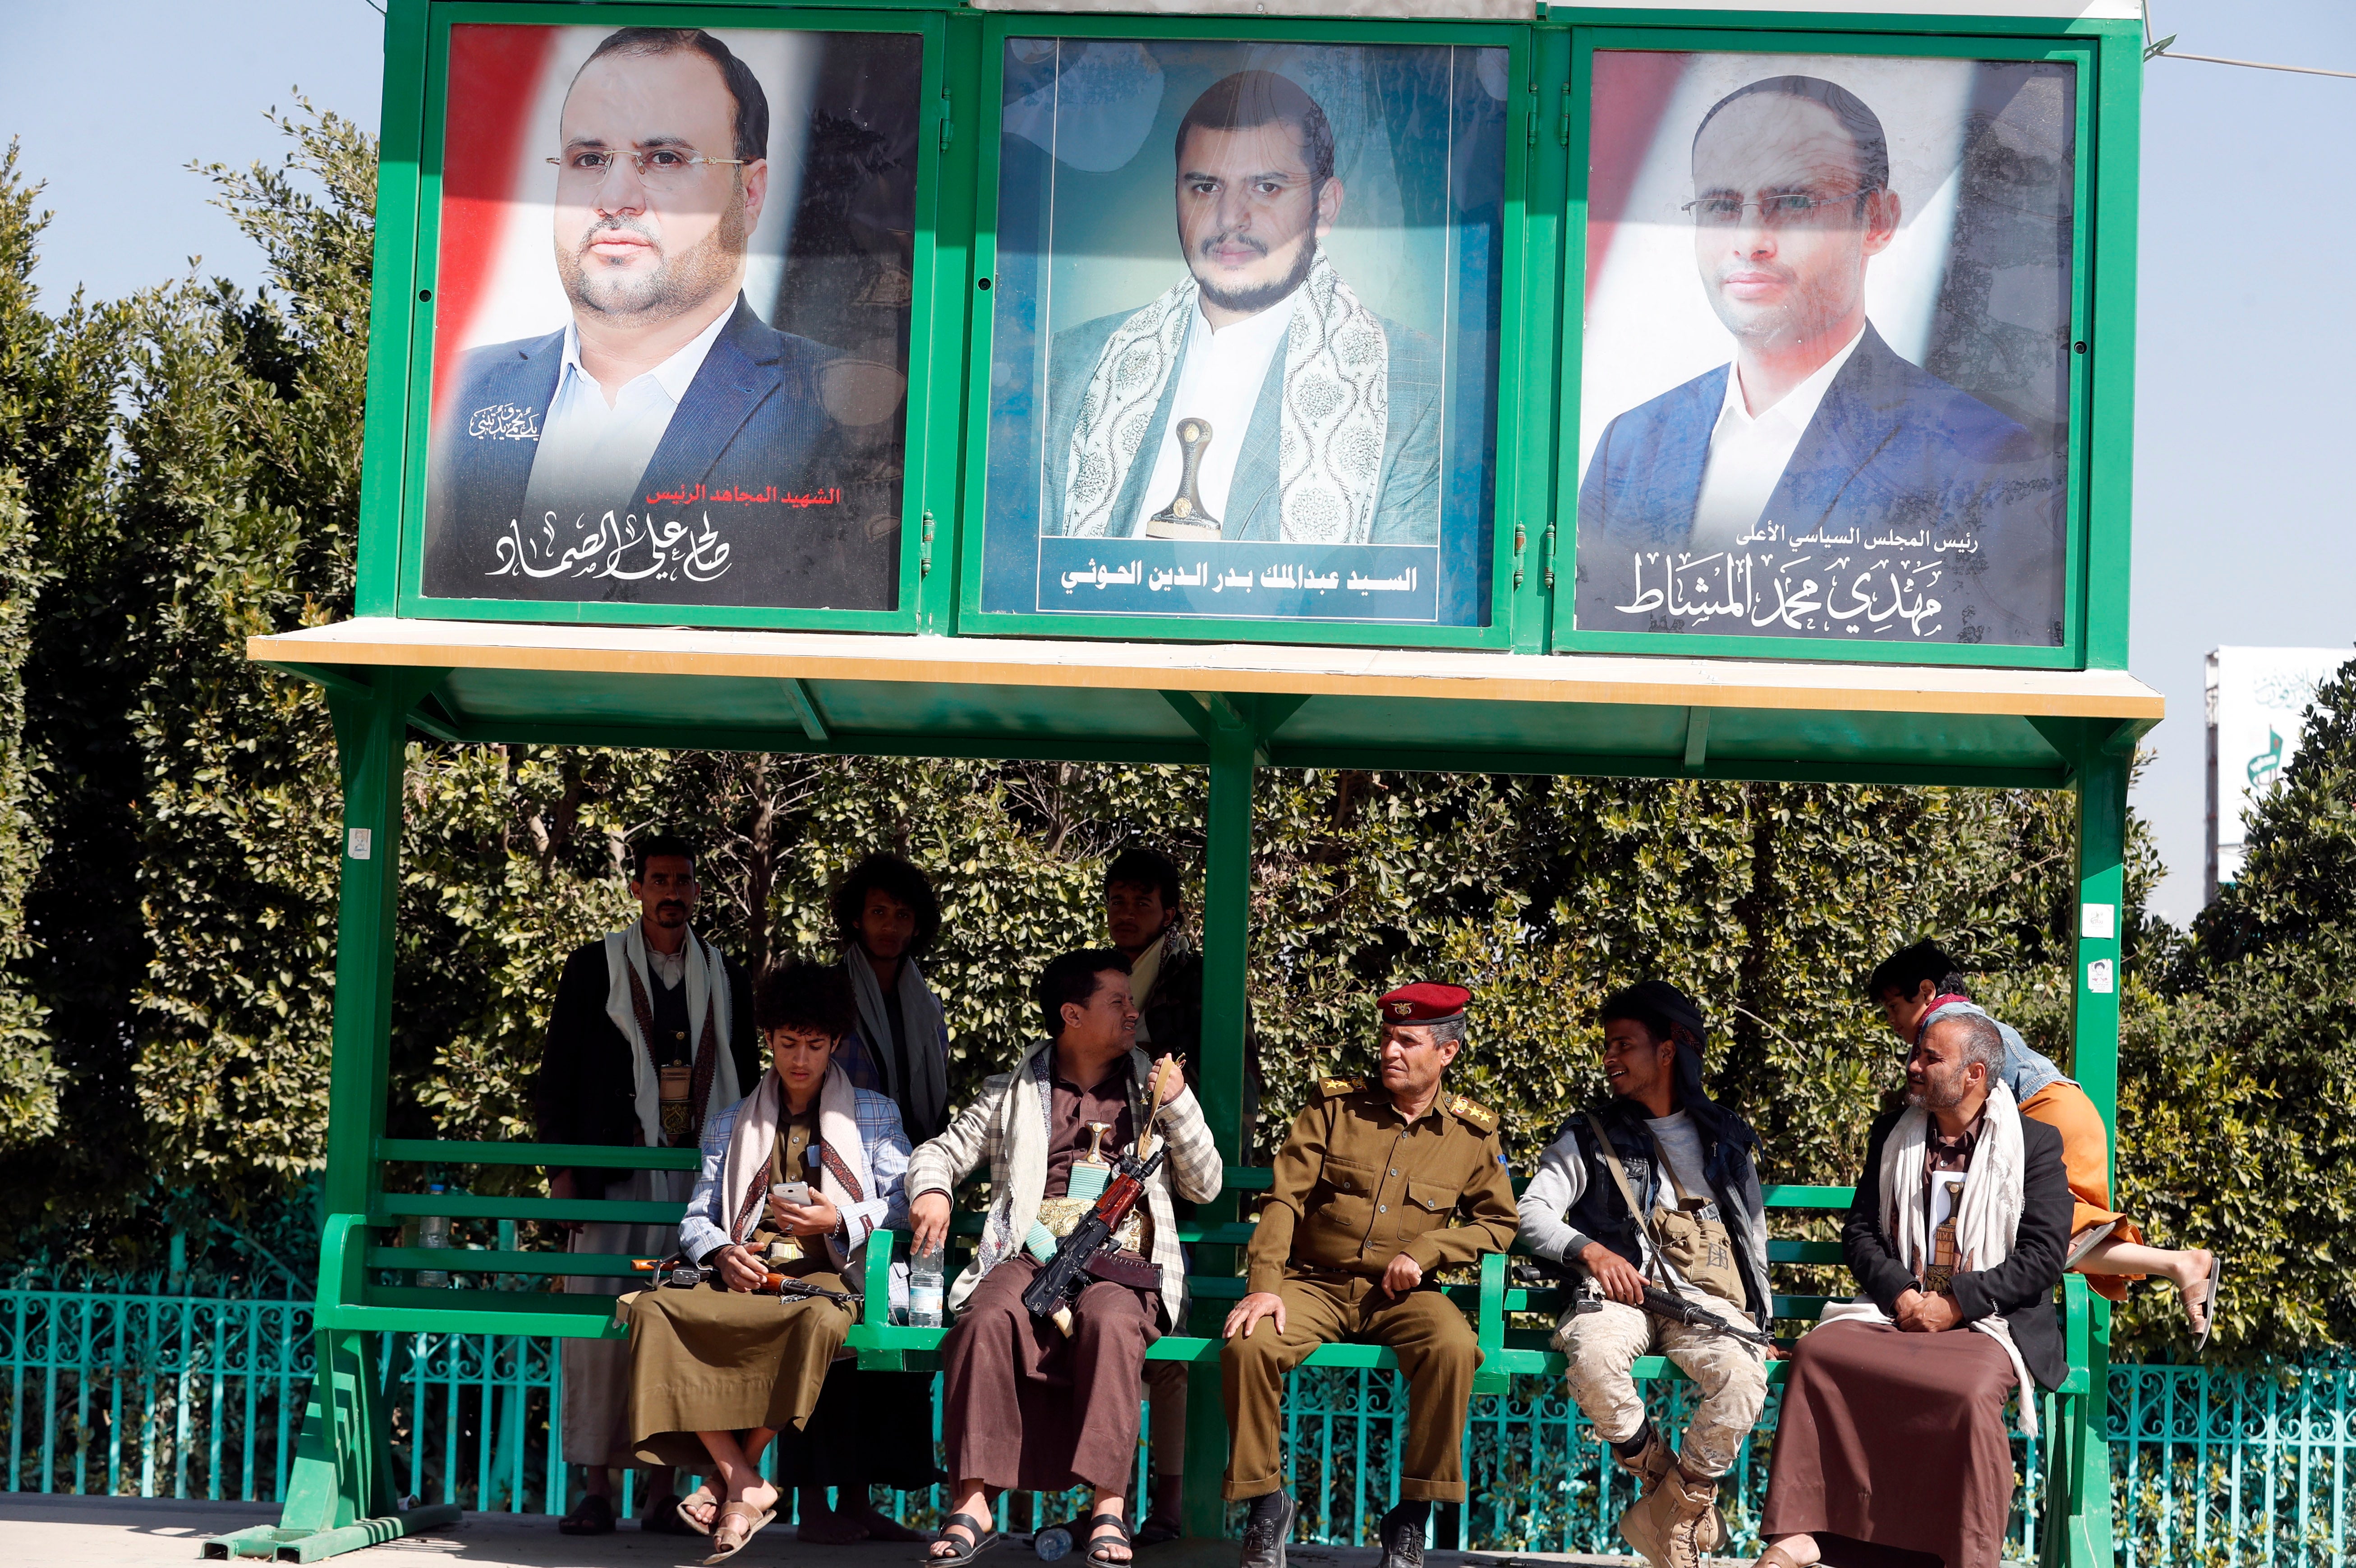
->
[908,949,1223,1568]
[1222,982,1518,1568]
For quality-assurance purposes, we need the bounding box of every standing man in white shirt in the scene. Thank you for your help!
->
[1042,70,1444,547]
[1516,982,1771,1568]
[1574,74,2062,646]
[425,26,847,602]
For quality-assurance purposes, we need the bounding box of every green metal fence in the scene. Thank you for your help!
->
[2,1284,2345,1566]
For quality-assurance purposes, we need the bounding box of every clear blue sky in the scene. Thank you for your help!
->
[1,0,2348,926]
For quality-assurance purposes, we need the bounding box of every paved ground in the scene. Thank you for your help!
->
[0,1495,1664,1568]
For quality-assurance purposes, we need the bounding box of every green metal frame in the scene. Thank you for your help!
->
[379,1,957,632]
[348,0,2144,668]
[242,2,2147,1562]
[1550,23,2113,671]
[950,14,1536,650]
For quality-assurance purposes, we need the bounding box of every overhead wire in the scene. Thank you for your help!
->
[2142,3,2356,82]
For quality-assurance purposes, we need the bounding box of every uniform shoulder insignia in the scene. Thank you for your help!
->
[1318,1076,1362,1098]
[1445,1094,1499,1132]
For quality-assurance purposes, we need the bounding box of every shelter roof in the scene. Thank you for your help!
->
[251,617,2160,788]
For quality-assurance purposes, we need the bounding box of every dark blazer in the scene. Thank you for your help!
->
[531,937,760,1186]
[1575,322,2064,646]
[423,295,844,602]
[1041,301,1444,546]
[1842,1103,2073,1389]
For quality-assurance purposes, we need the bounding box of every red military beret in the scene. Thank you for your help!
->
[1377,981,1471,1027]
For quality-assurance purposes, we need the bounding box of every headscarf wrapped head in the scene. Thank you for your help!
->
[1598,980,1757,1183]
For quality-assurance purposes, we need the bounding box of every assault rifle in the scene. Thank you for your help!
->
[1021,1058,1182,1336]
[1574,1280,1775,1348]
[633,1256,860,1308]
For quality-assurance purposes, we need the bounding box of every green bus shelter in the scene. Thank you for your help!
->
[220,0,2161,1560]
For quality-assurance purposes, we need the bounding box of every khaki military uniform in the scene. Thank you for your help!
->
[1222,1077,1518,1502]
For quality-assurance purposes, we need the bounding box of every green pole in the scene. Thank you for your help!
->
[2064,745,2126,1568]
[1182,708,1256,1540]
[277,677,432,1539]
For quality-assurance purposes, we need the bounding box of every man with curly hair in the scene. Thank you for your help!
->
[831,851,951,1144]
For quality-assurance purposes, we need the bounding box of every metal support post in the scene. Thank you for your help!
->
[2057,745,2127,1568]
[1182,706,1257,1540]
[212,675,458,1560]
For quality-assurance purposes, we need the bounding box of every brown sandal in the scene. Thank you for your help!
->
[667,1485,720,1536]
[1754,1544,1814,1568]
[703,1500,777,1565]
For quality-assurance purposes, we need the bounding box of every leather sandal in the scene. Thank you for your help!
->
[703,1500,777,1565]
[2189,1253,2224,1355]
[1754,1543,1814,1568]
[1083,1512,1132,1567]
[927,1511,1003,1568]
[671,1484,719,1536]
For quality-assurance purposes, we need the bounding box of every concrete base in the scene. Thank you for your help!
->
[0,1496,1678,1568]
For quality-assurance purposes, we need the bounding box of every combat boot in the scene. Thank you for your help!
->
[1618,1462,1726,1568]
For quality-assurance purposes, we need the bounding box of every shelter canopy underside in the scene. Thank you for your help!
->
[251,619,2161,785]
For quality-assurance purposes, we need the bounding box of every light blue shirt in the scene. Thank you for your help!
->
[1924,998,2071,1102]
[679,1085,912,1269]
[520,306,732,520]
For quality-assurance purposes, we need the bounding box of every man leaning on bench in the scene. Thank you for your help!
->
[566,840,2196,1568]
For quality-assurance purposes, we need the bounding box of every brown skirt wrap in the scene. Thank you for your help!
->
[1761,1320,2020,1568]
[617,1274,855,1472]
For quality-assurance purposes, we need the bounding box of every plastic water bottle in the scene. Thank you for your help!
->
[908,1238,945,1327]
[417,1183,453,1288]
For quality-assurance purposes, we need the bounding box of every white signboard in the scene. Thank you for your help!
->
[2207,646,2347,901]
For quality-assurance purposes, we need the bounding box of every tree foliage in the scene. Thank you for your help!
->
[0,108,2340,1367]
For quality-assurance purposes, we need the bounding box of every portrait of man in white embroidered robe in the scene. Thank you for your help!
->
[1038,70,1443,548]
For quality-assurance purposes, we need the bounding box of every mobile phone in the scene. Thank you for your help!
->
[772,1181,812,1207]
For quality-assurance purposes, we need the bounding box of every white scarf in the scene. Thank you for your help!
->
[1817,1079,2039,1436]
[843,951,949,1138]
[602,924,743,1149]
[1064,251,1389,544]
[714,1061,874,1286]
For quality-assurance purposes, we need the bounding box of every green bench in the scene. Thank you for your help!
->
[344,1141,2105,1564]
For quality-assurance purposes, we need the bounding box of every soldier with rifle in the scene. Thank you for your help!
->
[1516,982,1775,1568]
[1222,983,1518,1568]
[908,949,1222,1568]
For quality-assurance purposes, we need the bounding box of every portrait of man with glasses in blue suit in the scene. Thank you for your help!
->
[1575,74,2065,648]
[423,27,852,605]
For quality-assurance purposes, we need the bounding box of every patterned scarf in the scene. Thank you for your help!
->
[1063,251,1389,543]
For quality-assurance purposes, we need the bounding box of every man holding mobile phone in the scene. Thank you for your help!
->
[620,962,912,1560]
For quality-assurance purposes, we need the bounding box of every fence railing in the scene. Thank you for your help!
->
[0,1284,2345,1567]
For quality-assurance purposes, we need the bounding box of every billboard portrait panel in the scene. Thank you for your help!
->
[1574,51,2076,649]
[980,39,1509,627]
[420,23,924,611]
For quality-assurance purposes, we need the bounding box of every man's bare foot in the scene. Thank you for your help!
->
[2176,1247,2218,1334]
[672,1485,720,1531]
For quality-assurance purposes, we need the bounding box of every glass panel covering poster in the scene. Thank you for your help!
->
[981,40,1510,626]
[420,24,922,609]
[1574,53,2075,648]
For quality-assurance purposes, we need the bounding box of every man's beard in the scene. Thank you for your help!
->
[1905,1067,1967,1111]
[1193,232,1319,317]
[557,188,748,325]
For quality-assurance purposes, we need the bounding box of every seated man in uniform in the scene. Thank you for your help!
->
[618,962,911,1560]
[1751,1011,2070,1568]
[909,950,1223,1568]
[1221,982,1517,1568]
[1518,983,1772,1568]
